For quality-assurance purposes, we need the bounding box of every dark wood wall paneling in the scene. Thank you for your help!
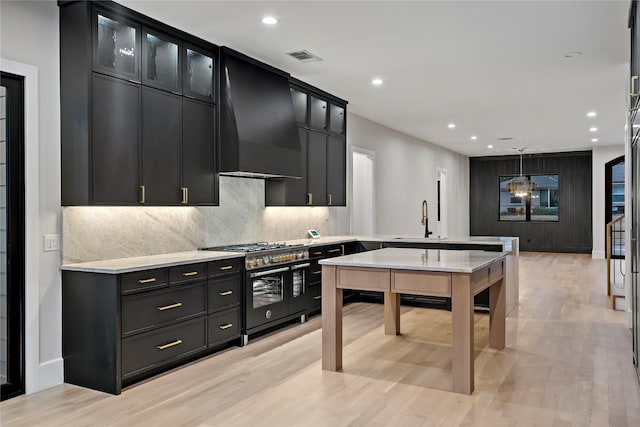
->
[469,151,592,253]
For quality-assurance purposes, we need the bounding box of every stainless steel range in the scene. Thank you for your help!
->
[201,243,311,345]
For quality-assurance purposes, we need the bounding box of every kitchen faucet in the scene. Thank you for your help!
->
[421,200,433,238]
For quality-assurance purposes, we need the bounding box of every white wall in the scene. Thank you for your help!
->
[592,145,625,259]
[0,0,62,393]
[346,113,469,237]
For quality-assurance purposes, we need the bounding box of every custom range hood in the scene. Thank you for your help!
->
[220,47,302,179]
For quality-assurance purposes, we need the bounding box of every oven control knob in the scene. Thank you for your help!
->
[263,255,270,264]
[265,309,272,319]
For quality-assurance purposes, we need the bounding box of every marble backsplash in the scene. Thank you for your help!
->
[63,176,338,263]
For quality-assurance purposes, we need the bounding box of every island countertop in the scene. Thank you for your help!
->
[319,247,507,274]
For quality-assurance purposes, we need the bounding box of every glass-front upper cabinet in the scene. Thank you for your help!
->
[142,28,181,93]
[329,103,345,136]
[291,87,308,125]
[94,11,140,81]
[184,45,214,103]
[309,95,328,130]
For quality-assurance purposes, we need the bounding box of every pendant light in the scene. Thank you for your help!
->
[506,148,537,197]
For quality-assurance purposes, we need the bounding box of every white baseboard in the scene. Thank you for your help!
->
[592,250,605,259]
[26,357,63,394]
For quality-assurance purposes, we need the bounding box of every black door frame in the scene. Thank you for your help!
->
[605,155,625,260]
[0,71,26,401]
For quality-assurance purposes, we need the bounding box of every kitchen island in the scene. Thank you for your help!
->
[319,248,507,395]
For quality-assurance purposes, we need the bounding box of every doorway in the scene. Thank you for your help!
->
[605,155,625,259]
[0,72,26,400]
[351,148,375,235]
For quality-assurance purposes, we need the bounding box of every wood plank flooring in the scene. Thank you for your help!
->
[2,252,639,426]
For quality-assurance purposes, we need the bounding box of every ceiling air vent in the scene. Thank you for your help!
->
[497,137,514,141]
[286,50,323,63]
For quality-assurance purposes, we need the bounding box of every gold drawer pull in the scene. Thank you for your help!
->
[327,249,341,253]
[157,302,182,311]
[219,290,233,296]
[311,251,322,256]
[313,295,322,300]
[182,271,199,277]
[157,339,182,350]
[219,265,234,271]
[312,270,322,275]
[138,278,156,284]
[219,323,233,330]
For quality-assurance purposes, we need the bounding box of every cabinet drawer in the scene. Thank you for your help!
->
[308,284,322,310]
[308,248,325,259]
[122,317,206,378]
[122,282,206,336]
[309,263,323,284]
[208,275,241,312]
[169,263,207,285]
[208,258,243,277]
[208,309,240,346]
[121,268,168,294]
[392,271,451,297]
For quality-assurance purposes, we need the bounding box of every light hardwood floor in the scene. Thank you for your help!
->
[2,252,639,426]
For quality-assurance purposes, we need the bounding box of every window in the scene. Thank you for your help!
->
[499,174,559,221]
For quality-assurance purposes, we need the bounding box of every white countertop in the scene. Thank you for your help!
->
[61,251,245,274]
[287,235,517,251]
[319,248,507,273]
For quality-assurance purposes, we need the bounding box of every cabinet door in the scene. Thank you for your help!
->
[326,136,346,206]
[92,74,141,204]
[182,99,217,205]
[291,87,308,125]
[141,87,182,204]
[307,131,327,206]
[94,10,140,81]
[142,28,181,93]
[309,95,328,131]
[184,45,214,103]
[329,103,345,136]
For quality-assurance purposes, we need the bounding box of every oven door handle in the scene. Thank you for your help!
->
[290,263,311,270]
[250,267,290,278]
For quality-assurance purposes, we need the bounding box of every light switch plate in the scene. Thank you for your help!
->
[43,234,60,252]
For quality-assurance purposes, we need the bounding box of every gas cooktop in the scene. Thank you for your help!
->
[201,242,304,253]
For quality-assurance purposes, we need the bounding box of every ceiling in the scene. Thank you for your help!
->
[121,0,631,157]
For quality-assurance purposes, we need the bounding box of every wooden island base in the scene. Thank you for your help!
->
[321,249,506,395]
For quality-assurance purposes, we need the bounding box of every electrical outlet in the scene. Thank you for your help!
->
[43,234,60,252]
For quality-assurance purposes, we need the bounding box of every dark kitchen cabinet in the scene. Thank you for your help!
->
[184,45,214,103]
[309,95,328,131]
[94,9,140,81]
[60,0,219,206]
[142,28,181,93]
[91,74,141,205]
[327,136,346,206]
[183,99,218,204]
[141,87,182,204]
[329,104,345,136]
[63,257,243,394]
[307,130,328,206]
[291,87,308,125]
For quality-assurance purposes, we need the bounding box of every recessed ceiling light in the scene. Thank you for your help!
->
[564,51,583,58]
[589,127,598,132]
[591,138,599,142]
[262,16,278,25]
[371,78,383,86]
[470,136,478,140]
[586,111,597,117]
[448,123,456,129]
[487,145,494,149]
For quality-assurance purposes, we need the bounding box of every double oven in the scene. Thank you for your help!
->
[203,243,311,345]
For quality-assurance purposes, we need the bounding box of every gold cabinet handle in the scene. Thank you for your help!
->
[312,270,322,275]
[157,302,182,311]
[182,271,199,277]
[313,295,322,300]
[632,75,639,97]
[328,193,332,205]
[219,265,234,271]
[138,278,156,284]
[219,323,233,330]
[181,187,189,204]
[311,251,322,256]
[219,290,233,296]
[327,248,341,253]
[307,193,313,205]
[157,339,182,350]
[140,185,145,204]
